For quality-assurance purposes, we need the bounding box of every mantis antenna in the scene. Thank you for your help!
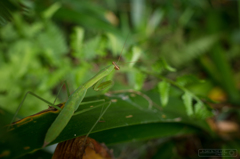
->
[117,33,130,64]
[112,33,130,70]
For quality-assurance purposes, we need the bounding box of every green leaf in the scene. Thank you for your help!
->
[176,74,204,87]
[146,9,164,35]
[134,70,146,90]
[70,27,84,57]
[152,141,177,159]
[0,1,19,26]
[129,46,142,67]
[222,140,240,159]
[182,91,193,116]
[195,102,213,119]
[161,58,176,72]
[45,1,120,34]
[82,35,101,60]
[36,22,68,66]
[18,150,52,159]
[107,33,125,56]
[42,2,61,19]
[158,80,170,107]
[0,91,211,158]
[179,8,194,27]
[131,0,146,29]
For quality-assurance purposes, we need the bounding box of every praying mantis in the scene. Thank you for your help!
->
[43,61,120,147]
[9,61,121,148]
[9,35,129,148]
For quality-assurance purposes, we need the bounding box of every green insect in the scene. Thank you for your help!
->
[42,61,121,147]
[8,60,121,148]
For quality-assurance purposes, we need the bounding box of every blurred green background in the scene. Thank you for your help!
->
[1,0,240,158]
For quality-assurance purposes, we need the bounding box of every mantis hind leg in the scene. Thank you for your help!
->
[8,91,61,130]
[83,101,111,144]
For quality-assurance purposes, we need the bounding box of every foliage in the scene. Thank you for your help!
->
[0,0,240,158]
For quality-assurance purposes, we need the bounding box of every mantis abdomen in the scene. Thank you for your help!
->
[43,88,87,147]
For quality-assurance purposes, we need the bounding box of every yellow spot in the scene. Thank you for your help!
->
[90,106,94,108]
[126,115,133,118]
[105,93,111,96]
[174,118,181,122]
[162,114,166,118]
[122,96,129,100]
[208,87,227,102]
[0,150,10,157]
[105,11,119,26]
[130,94,136,97]
[24,146,30,150]
[111,99,117,102]
[33,121,37,123]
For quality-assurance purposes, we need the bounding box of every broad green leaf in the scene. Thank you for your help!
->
[91,122,198,146]
[0,91,211,158]
[182,91,193,116]
[158,80,170,107]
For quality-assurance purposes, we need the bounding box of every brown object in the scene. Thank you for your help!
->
[207,118,240,138]
[52,136,114,159]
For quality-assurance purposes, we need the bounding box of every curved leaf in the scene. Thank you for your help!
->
[182,91,193,116]
[158,80,170,107]
[0,91,211,158]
